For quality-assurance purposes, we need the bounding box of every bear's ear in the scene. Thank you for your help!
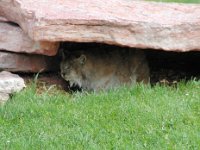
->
[78,54,87,65]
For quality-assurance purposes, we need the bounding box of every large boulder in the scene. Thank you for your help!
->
[0,71,25,104]
[0,22,59,56]
[0,51,60,73]
[0,0,200,52]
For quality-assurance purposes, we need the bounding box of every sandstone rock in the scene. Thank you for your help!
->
[0,51,60,73]
[0,16,8,22]
[0,71,25,104]
[0,22,59,56]
[0,0,200,52]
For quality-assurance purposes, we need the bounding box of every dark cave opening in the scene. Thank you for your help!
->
[21,42,200,92]
[146,50,200,84]
[58,42,200,90]
[61,42,200,83]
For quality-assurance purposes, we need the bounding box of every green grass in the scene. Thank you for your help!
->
[0,80,200,149]
[147,0,200,3]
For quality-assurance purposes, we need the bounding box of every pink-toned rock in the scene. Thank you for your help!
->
[0,51,60,73]
[0,16,8,22]
[0,22,59,56]
[0,0,200,52]
[0,71,25,104]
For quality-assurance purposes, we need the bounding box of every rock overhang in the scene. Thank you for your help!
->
[0,0,200,52]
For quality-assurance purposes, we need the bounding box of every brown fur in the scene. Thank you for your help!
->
[60,45,149,91]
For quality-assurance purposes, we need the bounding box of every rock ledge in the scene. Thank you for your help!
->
[1,0,200,52]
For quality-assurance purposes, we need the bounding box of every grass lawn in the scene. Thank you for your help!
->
[0,80,200,149]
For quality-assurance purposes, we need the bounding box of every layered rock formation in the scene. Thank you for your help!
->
[0,22,59,56]
[0,21,60,73]
[0,51,59,73]
[1,0,200,52]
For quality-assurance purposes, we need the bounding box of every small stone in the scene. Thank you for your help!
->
[0,71,25,104]
[0,93,10,105]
